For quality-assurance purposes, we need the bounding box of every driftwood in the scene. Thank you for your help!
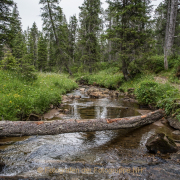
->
[0,110,165,137]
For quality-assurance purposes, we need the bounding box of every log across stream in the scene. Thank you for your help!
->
[0,110,164,137]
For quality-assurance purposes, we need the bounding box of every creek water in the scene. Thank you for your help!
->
[0,87,180,180]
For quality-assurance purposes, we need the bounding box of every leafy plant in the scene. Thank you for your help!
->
[135,81,160,105]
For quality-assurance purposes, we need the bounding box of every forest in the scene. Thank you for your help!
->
[0,0,180,121]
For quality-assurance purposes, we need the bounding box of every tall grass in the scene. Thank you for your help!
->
[76,68,124,90]
[0,71,78,120]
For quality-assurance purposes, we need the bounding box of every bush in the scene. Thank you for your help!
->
[135,81,160,105]
[145,55,164,73]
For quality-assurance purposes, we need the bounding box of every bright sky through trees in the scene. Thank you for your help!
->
[13,0,162,31]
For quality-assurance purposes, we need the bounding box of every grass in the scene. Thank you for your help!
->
[0,70,78,121]
[76,68,124,90]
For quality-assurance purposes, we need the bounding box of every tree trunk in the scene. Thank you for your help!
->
[164,0,178,70]
[0,110,164,137]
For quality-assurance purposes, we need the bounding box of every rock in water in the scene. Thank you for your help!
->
[145,133,178,154]
[0,161,5,172]
[167,117,180,130]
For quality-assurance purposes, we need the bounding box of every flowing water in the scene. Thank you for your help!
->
[0,87,180,180]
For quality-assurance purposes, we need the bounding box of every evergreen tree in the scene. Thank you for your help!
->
[38,33,47,71]
[39,0,72,74]
[28,22,39,66]
[0,0,14,57]
[10,3,26,65]
[78,0,102,73]
[106,0,154,80]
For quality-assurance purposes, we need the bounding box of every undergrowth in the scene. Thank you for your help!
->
[0,70,78,120]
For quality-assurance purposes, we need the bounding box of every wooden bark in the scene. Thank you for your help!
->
[164,0,178,70]
[0,110,164,137]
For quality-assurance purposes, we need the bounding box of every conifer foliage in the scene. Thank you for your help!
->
[0,0,180,77]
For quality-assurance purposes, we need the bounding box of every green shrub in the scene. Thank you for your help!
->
[157,98,176,115]
[145,55,164,73]
[135,81,160,105]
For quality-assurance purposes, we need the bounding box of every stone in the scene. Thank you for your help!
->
[50,104,54,109]
[172,130,180,135]
[64,109,69,114]
[28,114,40,121]
[68,95,75,99]
[86,87,99,95]
[170,150,180,161]
[74,95,81,99]
[146,133,178,154]
[89,92,103,98]
[57,109,64,112]
[102,89,109,94]
[79,88,85,92]
[167,117,180,130]
[0,161,5,172]
[62,95,68,102]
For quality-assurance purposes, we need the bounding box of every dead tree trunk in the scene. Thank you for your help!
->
[0,110,164,137]
[164,0,178,70]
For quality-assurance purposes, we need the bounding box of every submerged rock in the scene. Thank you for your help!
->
[0,161,5,172]
[167,117,180,130]
[146,133,178,154]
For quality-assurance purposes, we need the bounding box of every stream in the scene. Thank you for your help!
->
[0,86,180,180]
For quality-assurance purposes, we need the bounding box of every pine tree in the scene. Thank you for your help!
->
[0,0,14,57]
[37,33,47,71]
[106,0,154,80]
[78,0,102,73]
[39,0,72,74]
[28,22,39,66]
[10,3,26,64]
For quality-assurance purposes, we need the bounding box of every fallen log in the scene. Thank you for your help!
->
[0,110,165,137]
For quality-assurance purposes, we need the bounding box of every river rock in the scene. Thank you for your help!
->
[79,88,85,92]
[0,161,5,172]
[172,130,180,135]
[74,95,81,99]
[64,109,69,114]
[146,133,178,154]
[170,150,180,162]
[167,117,180,130]
[57,109,64,112]
[89,92,103,98]
[109,91,119,97]
[86,87,99,95]
[62,95,68,102]
[68,95,75,99]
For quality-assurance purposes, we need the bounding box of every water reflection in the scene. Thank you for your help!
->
[57,89,140,120]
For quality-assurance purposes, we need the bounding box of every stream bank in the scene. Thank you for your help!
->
[0,86,180,179]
